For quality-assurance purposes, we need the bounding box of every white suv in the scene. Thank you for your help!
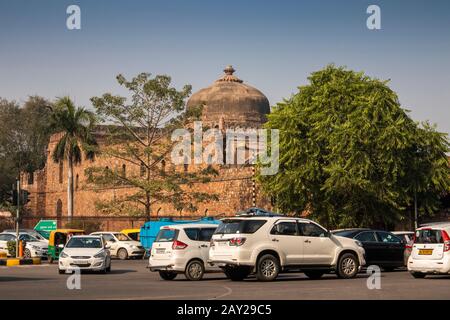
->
[148,224,218,281]
[407,223,450,278]
[208,216,366,281]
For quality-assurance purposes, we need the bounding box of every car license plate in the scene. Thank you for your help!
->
[418,249,433,255]
[218,242,227,246]
[73,260,88,264]
[156,248,165,253]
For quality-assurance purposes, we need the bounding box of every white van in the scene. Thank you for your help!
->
[148,224,218,281]
[407,223,450,278]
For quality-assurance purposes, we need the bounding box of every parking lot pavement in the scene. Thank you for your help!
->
[0,259,449,300]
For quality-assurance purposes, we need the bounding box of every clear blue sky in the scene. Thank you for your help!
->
[0,0,449,133]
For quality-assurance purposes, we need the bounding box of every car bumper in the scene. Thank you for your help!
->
[59,257,107,271]
[148,257,186,272]
[129,249,145,257]
[31,250,48,258]
[408,257,450,274]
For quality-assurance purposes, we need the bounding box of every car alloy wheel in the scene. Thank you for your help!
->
[337,253,359,279]
[24,249,31,258]
[117,248,128,260]
[256,254,280,281]
[185,260,205,281]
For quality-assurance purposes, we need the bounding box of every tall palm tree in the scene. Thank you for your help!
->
[51,97,97,221]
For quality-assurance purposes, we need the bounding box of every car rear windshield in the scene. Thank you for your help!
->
[155,229,179,242]
[215,219,266,234]
[415,229,444,244]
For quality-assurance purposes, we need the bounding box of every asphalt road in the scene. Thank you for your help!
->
[1,260,449,300]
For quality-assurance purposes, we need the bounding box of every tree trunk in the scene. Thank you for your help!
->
[67,156,74,222]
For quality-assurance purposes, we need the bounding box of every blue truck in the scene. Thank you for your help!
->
[139,217,221,253]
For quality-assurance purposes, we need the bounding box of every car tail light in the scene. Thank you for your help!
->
[405,241,413,249]
[172,240,188,250]
[441,230,450,252]
[229,237,246,246]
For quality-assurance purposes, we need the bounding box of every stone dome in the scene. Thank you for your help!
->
[187,66,270,128]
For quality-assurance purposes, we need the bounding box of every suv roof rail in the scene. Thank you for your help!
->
[235,207,285,217]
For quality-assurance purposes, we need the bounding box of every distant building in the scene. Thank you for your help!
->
[21,66,272,229]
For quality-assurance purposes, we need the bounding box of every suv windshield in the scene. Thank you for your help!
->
[415,229,444,244]
[215,219,266,234]
[66,237,103,248]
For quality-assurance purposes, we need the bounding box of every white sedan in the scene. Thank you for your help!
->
[58,235,111,274]
[0,232,48,258]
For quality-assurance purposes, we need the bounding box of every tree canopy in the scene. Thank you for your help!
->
[0,96,53,206]
[259,65,449,228]
[87,73,218,217]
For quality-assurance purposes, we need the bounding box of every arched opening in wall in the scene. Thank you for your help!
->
[27,172,34,185]
[59,162,63,184]
[56,199,63,226]
[75,174,79,190]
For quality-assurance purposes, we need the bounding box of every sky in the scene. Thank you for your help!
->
[0,0,449,134]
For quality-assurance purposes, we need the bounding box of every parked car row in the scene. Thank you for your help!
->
[2,214,448,280]
[149,216,366,281]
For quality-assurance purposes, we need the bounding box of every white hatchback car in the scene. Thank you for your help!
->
[148,224,218,281]
[91,232,145,260]
[209,216,366,281]
[407,223,450,278]
[0,232,48,258]
[58,235,111,274]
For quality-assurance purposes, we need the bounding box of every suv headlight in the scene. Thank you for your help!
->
[355,240,363,247]
[94,251,106,258]
[60,252,69,258]
[130,245,137,249]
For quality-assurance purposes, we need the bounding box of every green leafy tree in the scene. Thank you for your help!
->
[50,97,97,220]
[87,73,217,217]
[259,65,449,228]
[0,96,53,207]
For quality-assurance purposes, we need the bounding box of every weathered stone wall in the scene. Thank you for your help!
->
[22,132,271,229]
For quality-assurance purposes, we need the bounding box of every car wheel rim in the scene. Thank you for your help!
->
[189,263,202,279]
[342,257,356,275]
[261,260,276,278]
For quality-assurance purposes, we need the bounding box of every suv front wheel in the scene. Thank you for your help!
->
[336,252,359,279]
[256,254,280,281]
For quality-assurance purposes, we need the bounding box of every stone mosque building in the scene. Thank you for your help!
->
[21,66,273,229]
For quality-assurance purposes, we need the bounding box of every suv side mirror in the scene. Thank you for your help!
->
[57,244,64,249]
[105,244,111,249]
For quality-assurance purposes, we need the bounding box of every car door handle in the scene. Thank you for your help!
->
[199,244,208,248]
[272,239,279,242]
[304,240,311,243]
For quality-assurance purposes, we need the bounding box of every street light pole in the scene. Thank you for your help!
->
[15,178,20,258]
[414,188,418,230]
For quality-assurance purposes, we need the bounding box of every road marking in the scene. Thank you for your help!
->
[208,286,233,300]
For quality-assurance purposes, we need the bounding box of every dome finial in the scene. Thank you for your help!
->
[224,65,235,75]
[217,65,243,83]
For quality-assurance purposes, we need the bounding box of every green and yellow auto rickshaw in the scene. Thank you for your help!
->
[47,229,84,263]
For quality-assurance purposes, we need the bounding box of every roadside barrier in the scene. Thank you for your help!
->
[0,257,41,267]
